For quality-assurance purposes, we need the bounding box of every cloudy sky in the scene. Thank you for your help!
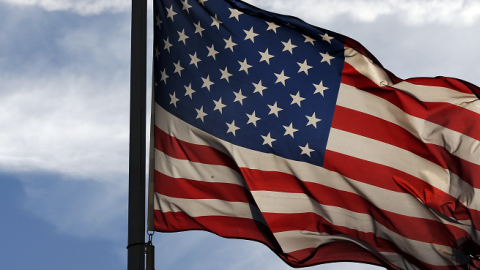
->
[1,0,479,269]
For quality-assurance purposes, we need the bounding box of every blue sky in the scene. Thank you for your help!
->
[1,0,480,269]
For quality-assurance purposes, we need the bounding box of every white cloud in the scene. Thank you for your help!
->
[0,11,134,180]
[0,74,130,178]
[248,0,480,26]
[2,0,480,26]
[0,0,130,15]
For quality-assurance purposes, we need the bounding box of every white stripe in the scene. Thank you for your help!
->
[155,149,245,187]
[328,127,480,218]
[344,47,392,87]
[155,106,232,156]
[337,83,480,167]
[154,193,267,225]
[155,104,480,228]
[156,130,436,219]
[256,191,465,266]
[327,128,451,192]
[393,81,480,114]
[337,83,480,210]
[155,130,444,220]
[155,142,479,241]
[155,104,480,241]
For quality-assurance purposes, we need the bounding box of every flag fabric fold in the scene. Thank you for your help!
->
[150,0,480,269]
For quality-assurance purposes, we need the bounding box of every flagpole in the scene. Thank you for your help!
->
[128,0,147,268]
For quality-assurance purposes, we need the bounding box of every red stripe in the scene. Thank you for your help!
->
[154,211,401,269]
[341,62,480,139]
[331,105,480,189]
[154,170,250,202]
[286,243,399,269]
[323,150,471,221]
[154,189,468,269]
[439,149,480,189]
[242,168,471,247]
[155,125,240,173]
[405,77,476,94]
[264,212,461,270]
[154,126,478,243]
[154,210,285,264]
[154,103,479,268]
[332,105,448,168]
[154,210,274,244]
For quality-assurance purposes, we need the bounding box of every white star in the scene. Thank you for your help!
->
[224,36,237,52]
[299,143,315,157]
[194,21,205,36]
[196,106,208,122]
[198,0,208,6]
[160,68,169,84]
[253,80,267,96]
[320,32,334,44]
[184,83,195,99]
[173,60,184,76]
[267,102,283,117]
[261,133,276,147]
[274,70,290,86]
[177,29,189,45]
[303,34,315,45]
[233,89,247,105]
[163,37,172,53]
[246,111,261,127]
[213,98,227,113]
[155,14,163,29]
[290,91,305,107]
[243,27,259,43]
[154,46,160,60]
[219,67,232,82]
[201,75,214,91]
[189,52,201,68]
[259,49,274,64]
[320,52,335,65]
[238,58,252,74]
[207,44,219,60]
[283,123,298,138]
[313,81,328,96]
[226,120,240,136]
[266,21,280,33]
[282,39,297,54]
[229,8,243,21]
[169,92,179,107]
[165,5,177,21]
[211,14,222,29]
[306,112,321,128]
[181,0,192,12]
[297,59,312,75]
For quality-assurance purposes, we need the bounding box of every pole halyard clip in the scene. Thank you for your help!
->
[145,231,155,270]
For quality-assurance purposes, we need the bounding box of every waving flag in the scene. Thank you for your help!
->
[149,0,480,269]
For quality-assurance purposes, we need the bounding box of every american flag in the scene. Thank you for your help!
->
[150,0,480,269]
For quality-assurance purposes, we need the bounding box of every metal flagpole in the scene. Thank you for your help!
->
[127,0,147,268]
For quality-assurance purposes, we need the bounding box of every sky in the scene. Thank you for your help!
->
[1,0,480,269]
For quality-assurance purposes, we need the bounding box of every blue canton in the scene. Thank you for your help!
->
[154,0,345,166]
